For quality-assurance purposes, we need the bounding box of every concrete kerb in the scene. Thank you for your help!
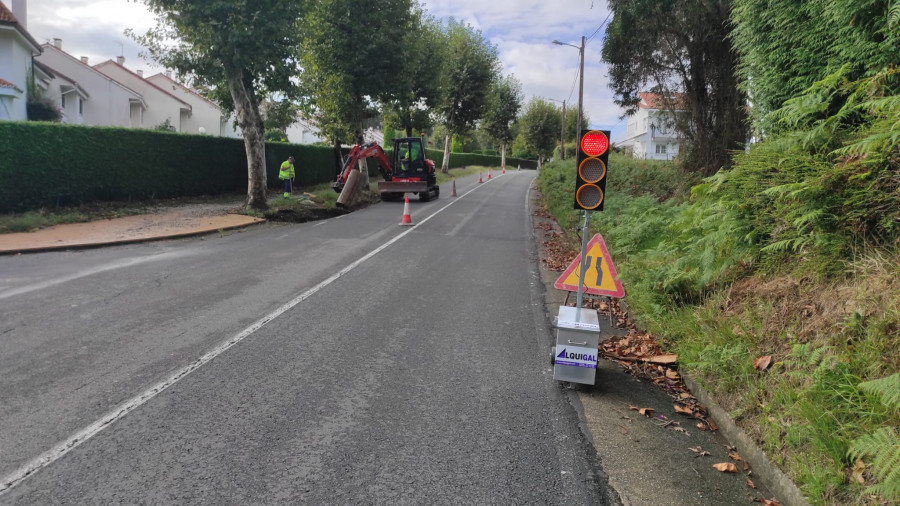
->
[682,375,811,506]
[0,219,265,256]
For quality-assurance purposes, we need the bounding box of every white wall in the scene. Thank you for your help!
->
[35,46,138,127]
[146,74,239,137]
[0,29,31,120]
[94,61,190,131]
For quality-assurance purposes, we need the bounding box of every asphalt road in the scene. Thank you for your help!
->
[0,172,619,504]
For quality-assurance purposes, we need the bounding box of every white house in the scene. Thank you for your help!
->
[145,72,240,137]
[285,114,325,144]
[0,0,40,121]
[94,58,192,132]
[36,41,145,127]
[616,92,686,161]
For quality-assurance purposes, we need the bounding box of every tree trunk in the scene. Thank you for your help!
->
[441,134,451,174]
[225,65,267,210]
[501,142,507,169]
[405,125,413,137]
[332,138,343,178]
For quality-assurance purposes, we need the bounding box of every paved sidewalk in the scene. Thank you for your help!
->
[0,210,264,254]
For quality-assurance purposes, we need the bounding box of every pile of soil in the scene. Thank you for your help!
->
[264,207,348,223]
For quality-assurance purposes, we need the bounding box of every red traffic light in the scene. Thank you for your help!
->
[580,131,609,157]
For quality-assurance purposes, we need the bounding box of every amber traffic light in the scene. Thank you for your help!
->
[574,129,610,211]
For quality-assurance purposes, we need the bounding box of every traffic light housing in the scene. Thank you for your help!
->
[574,129,610,211]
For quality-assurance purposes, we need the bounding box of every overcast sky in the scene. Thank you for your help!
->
[9,0,625,139]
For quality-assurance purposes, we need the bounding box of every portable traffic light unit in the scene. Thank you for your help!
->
[574,129,610,211]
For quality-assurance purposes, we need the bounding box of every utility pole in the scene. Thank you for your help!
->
[560,100,566,160]
[573,35,589,318]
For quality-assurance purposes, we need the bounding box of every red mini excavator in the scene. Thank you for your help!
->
[332,137,439,203]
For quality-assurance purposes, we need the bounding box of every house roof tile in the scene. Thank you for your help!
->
[0,1,16,22]
[0,78,17,88]
[94,61,191,108]
[146,73,222,110]
[639,92,687,110]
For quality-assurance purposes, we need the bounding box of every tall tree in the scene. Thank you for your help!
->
[436,19,500,173]
[132,0,307,209]
[300,0,412,175]
[602,0,747,175]
[382,6,446,138]
[519,98,561,165]
[483,74,523,169]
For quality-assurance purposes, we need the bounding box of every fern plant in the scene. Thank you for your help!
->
[848,373,900,501]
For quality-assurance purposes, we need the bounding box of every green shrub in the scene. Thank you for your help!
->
[0,122,336,212]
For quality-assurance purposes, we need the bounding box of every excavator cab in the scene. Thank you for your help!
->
[393,138,426,176]
[381,137,439,201]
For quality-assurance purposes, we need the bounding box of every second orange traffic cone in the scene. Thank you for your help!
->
[502,166,506,174]
[488,169,492,179]
[451,179,457,197]
[400,195,414,226]
[478,173,483,183]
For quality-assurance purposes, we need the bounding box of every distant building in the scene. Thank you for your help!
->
[36,42,145,127]
[616,92,686,161]
[0,0,40,121]
[145,72,240,138]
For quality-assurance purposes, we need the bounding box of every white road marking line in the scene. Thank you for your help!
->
[0,251,194,301]
[313,220,328,227]
[0,176,491,496]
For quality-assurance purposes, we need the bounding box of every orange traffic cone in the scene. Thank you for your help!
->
[451,179,457,197]
[400,195,414,226]
[502,166,506,174]
[478,173,483,183]
[488,169,492,179]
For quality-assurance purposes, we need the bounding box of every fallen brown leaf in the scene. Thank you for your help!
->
[728,452,743,462]
[746,479,756,489]
[680,392,692,399]
[754,499,782,506]
[754,355,773,371]
[697,422,707,431]
[742,461,750,471]
[852,459,866,485]
[629,406,655,417]
[665,369,680,380]
[674,404,693,415]
[648,354,678,365]
[712,462,738,473]
[707,419,718,431]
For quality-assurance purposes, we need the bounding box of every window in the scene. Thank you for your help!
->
[60,95,66,108]
[656,144,667,154]
[78,98,83,115]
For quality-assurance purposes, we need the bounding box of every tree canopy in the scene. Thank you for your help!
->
[436,19,500,172]
[132,0,308,209]
[602,0,747,175]
[519,98,561,163]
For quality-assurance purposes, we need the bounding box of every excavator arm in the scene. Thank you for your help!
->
[332,142,393,192]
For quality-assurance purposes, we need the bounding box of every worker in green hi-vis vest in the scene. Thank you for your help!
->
[279,156,295,197]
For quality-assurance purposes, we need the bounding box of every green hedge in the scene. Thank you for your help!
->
[0,122,536,212]
[0,122,335,212]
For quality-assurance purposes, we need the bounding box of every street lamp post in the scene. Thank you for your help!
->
[545,97,566,161]
[553,36,589,319]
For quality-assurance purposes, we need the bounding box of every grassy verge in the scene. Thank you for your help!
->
[538,154,900,505]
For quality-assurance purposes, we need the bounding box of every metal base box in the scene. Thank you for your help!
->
[553,306,600,385]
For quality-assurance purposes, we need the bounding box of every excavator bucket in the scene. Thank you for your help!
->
[377,181,429,193]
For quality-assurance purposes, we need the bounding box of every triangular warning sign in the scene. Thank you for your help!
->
[554,233,625,298]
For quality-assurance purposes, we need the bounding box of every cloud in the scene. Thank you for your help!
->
[17,0,626,137]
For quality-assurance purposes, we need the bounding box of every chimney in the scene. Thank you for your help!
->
[53,38,62,49]
[137,70,143,78]
[11,0,27,28]
[81,56,88,64]
[165,70,172,79]
[117,56,125,65]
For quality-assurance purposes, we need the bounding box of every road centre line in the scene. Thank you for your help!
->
[0,173,501,495]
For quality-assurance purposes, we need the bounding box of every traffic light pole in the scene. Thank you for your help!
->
[574,35,587,322]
